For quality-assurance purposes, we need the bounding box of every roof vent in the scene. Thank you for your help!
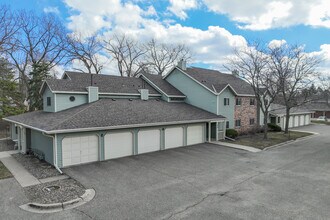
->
[129,99,133,101]
[112,98,116,101]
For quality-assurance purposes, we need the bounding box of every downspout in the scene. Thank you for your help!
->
[42,132,63,174]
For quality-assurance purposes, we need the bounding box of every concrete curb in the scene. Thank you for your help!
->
[263,132,319,151]
[19,188,95,213]
[213,142,261,153]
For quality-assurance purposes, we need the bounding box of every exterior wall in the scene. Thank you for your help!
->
[43,86,55,112]
[56,93,88,112]
[56,122,208,168]
[234,97,258,133]
[30,129,54,165]
[314,111,330,118]
[166,69,217,114]
[218,87,235,128]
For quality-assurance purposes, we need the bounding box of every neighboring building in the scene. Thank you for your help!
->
[4,71,225,168]
[164,64,258,134]
[304,99,330,119]
[269,104,313,130]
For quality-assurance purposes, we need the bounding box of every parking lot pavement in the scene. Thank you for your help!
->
[1,124,330,219]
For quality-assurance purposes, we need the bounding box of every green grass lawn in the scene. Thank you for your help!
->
[311,120,330,125]
[227,131,313,150]
[0,161,12,180]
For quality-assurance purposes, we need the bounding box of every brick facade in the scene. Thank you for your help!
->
[234,96,258,134]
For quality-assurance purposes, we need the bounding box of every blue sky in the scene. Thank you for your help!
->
[1,0,330,72]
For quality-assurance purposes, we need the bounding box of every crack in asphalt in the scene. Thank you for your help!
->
[73,208,94,219]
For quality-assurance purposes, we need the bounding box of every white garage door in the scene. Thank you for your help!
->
[305,114,310,124]
[104,132,133,160]
[294,116,299,127]
[138,129,160,154]
[299,115,305,126]
[289,116,294,128]
[165,127,184,149]
[187,125,204,145]
[62,135,99,167]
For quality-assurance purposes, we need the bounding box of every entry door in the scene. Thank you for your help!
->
[187,125,204,145]
[165,127,184,149]
[104,132,133,160]
[138,129,160,154]
[62,135,99,167]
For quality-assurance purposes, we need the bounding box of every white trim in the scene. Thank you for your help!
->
[270,112,313,117]
[54,93,57,112]
[53,91,88,94]
[3,118,47,133]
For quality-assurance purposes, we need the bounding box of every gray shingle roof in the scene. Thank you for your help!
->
[5,99,224,133]
[45,71,160,95]
[269,104,314,116]
[303,102,330,111]
[183,67,255,95]
[140,73,185,97]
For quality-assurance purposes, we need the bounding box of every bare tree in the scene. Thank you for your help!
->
[226,43,279,139]
[103,34,146,77]
[269,44,321,133]
[65,33,104,74]
[7,11,68,97]
[144,39,192,75]
[0,5,18,54]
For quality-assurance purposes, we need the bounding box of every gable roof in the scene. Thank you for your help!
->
[140,72,185,97]
[42,71,161,95]
[269,104,314,116]
[5,99,225,134]
[171,67,255,96]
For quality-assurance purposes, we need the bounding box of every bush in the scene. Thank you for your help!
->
[226,129,238,139]
[267,123,282,132]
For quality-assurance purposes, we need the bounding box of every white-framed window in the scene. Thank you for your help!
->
[235,119,241,127]
[224,98,230,106]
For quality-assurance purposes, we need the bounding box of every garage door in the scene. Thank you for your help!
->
[138,129,160,154]
[299,115,305,126]
[289,116,293,128]
[294,116,299,127]
[62,135,99,167]
[104,132,133,160]
[165,127,184,149]
[187,124,204,145]
[305,114,310,125]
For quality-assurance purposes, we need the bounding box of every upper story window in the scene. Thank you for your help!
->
[235,119,241,127]
[250,118,255,125]
[236,98,242,106]
[69,96,75,102]
[46,97,51,106]
[224,98,230,106]
[250,98,255,105]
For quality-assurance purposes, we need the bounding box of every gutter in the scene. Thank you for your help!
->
[42,132,63,174]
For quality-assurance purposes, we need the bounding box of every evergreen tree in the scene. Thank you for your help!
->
[28,62,51,111]
[0,58,25,118]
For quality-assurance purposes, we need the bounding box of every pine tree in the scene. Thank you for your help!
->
[28,62,51,111]
[0,58,25,118]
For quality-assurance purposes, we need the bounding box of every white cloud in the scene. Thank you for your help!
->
[167,0,199,19]
[268,39,287,49]
[43,6,60,14]
[202,0,330,30]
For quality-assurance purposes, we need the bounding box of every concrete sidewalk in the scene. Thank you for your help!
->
[213,141,261,153]
[0,154,40,187]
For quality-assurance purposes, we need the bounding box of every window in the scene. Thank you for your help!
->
[224,98,230,106]
[250,98,255,105]
[46,97,51,106]
[236,98,242,106]
[15,126,18,134]
[277,117,281,123]
[250,118,255,125]
[235,119,241,127]
[69,96,75,102]
[264,99,269,106]
[226,121,229,128]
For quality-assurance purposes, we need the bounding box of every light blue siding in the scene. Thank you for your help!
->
[43,86,55,112]
[166,69,217,114]
[30,130,54,165]
[218,87,235,128]
[56,93,88,112]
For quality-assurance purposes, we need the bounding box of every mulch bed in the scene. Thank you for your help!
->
[0,139,16,152]
[24,178,86,204]
[12,153,60,179]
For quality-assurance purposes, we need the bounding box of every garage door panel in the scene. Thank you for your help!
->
[105,132,133,160]
[299,115,304,126]
[165,127,184,149]
[138,129,160,154]
[187,125,204,145]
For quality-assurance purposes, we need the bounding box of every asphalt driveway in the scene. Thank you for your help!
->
[1,124,330,219]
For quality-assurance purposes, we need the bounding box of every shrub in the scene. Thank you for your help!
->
[267,123,282,132]
[226,129,238,139]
